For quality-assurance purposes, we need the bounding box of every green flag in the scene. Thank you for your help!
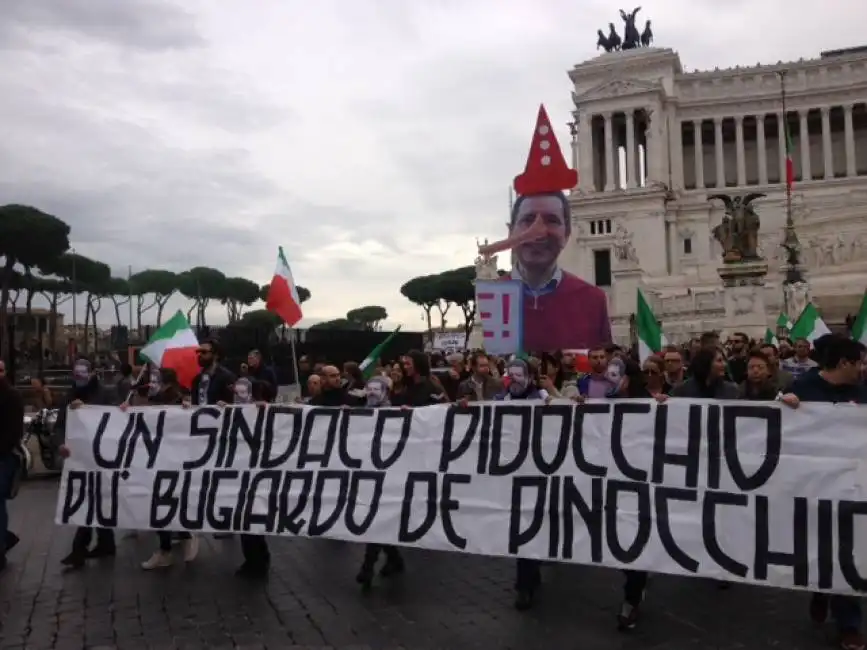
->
[359,327,401,380]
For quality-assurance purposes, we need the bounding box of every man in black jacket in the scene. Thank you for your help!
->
[781,335,867,650]
[0,363,24,571]
[56,359,115,570]
[187,339,271,578]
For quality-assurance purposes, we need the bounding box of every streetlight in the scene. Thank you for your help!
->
[776,69,805,318]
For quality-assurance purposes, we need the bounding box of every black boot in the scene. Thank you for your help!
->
[235,561,269,580]
[356,562,375,589]
[379,547,404,577]
[5,531,20,553]
[60,551,86,570]
[85,545,115,559]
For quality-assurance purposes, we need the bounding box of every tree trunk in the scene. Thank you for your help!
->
[0,258,15,362]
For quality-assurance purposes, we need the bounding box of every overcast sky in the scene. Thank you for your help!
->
[1,0,865,331]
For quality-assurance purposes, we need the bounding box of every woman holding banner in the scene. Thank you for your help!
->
[125,368,200,570]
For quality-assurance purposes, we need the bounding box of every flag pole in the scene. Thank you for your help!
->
[123,364,148,406]
[288,327,301,398]
[127,265,134,339]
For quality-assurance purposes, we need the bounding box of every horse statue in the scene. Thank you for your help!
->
[607,23,622,51]
[620,7,642,49]
[597,29,614,52]
[640,20,653,47]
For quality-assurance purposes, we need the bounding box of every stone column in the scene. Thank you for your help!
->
[756,115,768,185]
[577,110,596,191]
[844,104,856,177]
[777,112,787,182]
[714,117,725,188]
[693,119,705,188]
[735,115,746,186]
[799,111,811,181]
[821,107,833,179]
[603,112,615,191]
[670,113,685,190]
[666,213,679,275]
[625,110,637,188]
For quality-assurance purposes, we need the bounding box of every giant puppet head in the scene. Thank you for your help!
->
[477,106,577,271]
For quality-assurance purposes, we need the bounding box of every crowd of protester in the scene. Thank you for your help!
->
[2,330,866,648]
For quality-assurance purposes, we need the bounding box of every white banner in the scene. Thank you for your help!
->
[56,400,867,595]
[432,332,467,353]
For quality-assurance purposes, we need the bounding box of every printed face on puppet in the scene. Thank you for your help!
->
[512,195,568,272]
[365,378,387,407]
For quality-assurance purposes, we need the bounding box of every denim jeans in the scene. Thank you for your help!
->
[0,453,19,557]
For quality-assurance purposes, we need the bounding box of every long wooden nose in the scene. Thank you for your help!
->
[478,215,547,257]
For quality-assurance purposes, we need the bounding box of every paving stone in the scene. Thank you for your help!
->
[0,480,840,649]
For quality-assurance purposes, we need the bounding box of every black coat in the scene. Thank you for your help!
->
[0,379,24,455]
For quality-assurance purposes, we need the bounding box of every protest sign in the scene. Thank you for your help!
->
[432,332,467,354]
[476,280,523,355]
[56,400,867,595]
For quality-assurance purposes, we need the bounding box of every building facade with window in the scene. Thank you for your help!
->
[562,46,867,342]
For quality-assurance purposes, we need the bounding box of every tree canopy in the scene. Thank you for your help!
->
[0,203,314,360]
[346,305,388,331]
[400,265,506,338]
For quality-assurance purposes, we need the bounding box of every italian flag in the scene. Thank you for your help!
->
[359,327,401,380]
[784,117,795,189]
[140,310,200,389]
[266,246,303,327]
[789,302,831,345]
[764,328,779,345]
[636,289,667,362]
[850,292,867,346]
[776,313,793,331]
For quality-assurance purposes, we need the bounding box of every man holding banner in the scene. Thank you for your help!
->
[187,338,271,579]
[781,335,867,650]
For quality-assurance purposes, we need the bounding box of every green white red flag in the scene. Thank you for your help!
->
[140,310,200,389]
[785,119,795,190]
[266,246,303,327]
[789,303,831,345]
[850,292,867,347]
[636,289,667,362]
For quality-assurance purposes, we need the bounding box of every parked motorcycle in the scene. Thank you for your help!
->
[24,408,63,475]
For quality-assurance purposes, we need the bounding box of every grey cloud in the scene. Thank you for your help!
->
[0,0,204,52]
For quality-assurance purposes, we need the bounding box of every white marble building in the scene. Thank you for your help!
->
[561,46,867,343]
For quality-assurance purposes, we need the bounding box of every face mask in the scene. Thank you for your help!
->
[365,379,388,407]
[73,363,90,387]
[149,368,161,396]
[507,364,529,395]
[605,360,624,385]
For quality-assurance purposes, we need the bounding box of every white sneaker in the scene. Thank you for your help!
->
[182,536,199,562]
[141,551,173,570]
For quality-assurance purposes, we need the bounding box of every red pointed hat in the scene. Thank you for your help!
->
[513,104,578,196]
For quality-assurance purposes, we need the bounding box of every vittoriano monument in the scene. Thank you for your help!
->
[596,7,653,52]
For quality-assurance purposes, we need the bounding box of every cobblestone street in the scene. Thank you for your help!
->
[0,480,843,649]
